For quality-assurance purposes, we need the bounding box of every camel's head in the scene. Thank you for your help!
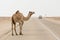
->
[29,11,35,16]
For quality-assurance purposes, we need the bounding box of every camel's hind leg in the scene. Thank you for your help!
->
[14,24,18,35]
[19,21,24,35]
[12,23,14,36]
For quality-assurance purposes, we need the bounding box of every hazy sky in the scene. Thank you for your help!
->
[0,0,60,17]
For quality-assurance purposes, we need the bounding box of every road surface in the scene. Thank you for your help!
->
[0,17,60,40]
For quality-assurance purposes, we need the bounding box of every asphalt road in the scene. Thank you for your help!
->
[0,18,60,40]
[40,18,60,40]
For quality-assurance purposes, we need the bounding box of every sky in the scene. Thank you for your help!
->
[0,0,60,17]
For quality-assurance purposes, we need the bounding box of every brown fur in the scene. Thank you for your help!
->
[11,10,35,36]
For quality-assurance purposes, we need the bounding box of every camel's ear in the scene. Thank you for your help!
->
[29,11,32,13]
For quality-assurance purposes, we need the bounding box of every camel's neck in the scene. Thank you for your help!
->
[23,14,32,21]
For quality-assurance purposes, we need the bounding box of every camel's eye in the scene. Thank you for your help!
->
[29,11,32,13]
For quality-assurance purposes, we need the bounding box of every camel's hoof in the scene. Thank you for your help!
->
[12,34,14,36]
[16,34,18,35]
[19,33,23,35]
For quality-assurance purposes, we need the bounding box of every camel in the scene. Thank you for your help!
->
[12,10,35,36]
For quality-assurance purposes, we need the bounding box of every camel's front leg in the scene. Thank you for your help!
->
[19,21,24,35]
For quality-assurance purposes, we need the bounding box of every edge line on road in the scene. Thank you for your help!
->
[40,20,60,40]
